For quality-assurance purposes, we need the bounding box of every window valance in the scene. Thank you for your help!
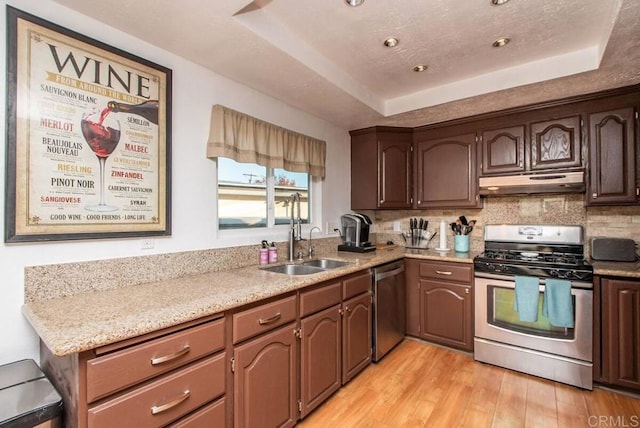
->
[206,104,326,178]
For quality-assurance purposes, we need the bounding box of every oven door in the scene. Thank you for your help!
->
[474,274,592,362]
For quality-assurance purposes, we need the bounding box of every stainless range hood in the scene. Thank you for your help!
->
[479,171,585,196]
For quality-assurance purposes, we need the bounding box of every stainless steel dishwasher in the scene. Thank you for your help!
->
[372,260,406,362]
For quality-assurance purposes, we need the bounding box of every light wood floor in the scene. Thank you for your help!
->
[298,339,640,428]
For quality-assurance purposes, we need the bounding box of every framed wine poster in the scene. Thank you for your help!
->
[5,6,172,242]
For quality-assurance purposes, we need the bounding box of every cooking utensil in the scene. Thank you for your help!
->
[459,215,468,225]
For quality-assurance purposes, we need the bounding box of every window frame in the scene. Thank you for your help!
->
[215,158,321,241]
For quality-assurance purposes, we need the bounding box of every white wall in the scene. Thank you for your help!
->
[0,0,351,364]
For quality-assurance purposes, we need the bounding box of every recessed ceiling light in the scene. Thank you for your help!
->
[492,37,510,47]
[383,38,399,48]
[345,0,364,6]
[413,64,428,72]
[490,0,510,5]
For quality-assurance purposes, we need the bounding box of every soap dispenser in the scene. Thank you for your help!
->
[268,242,278,263]
[260,240,269,265]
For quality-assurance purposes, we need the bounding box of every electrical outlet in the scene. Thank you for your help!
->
[326,222,339,234]
[140,238,154,249]
[393,220,401,232]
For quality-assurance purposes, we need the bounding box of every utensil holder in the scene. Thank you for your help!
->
[454,235,469,252]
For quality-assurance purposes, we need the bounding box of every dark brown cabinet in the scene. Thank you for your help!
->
[342,291,372,384]
[480,115,583,176]
[530,116,582,171]
[587,107,638,205]
[480,125,525,175]
[350,127,413,210]
[233,324,298,428]
[599,278,640,392]
[414,132,479,208]
[405,259,421,337]
[405,259,473,351]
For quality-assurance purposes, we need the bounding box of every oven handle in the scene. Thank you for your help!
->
[473,271,593,290]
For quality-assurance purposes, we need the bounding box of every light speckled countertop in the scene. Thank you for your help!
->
[23,248,477,356]
[591,259,640,278]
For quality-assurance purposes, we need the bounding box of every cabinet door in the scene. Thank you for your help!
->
[233,324,297,428]
[587,107,638,205]
[480,126,525,175]
[300,305,341,418]
[530,115,583,171]
[342,292,372,384]
[419,280,473,351]
[404,259,421,337]
[602,278,640,391]
[415,133,478,208]
[378,136,413,209]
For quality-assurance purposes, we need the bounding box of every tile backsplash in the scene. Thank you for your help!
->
[369,194,640,253]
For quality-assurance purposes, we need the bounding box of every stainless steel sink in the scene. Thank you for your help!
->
[301,259,351,269]
[261,259,351,275]
[261,264,326,275]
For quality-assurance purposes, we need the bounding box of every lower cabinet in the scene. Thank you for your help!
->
[342,292,372,384]
[405,258,474,352]
[233,323,298,428]
[598,277,640,392]
[300,304,341,418]
[40,315,227,428]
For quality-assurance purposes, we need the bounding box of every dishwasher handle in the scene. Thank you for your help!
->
[374,264,405,282]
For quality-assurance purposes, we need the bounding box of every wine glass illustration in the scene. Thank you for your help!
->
[81,108,121,212]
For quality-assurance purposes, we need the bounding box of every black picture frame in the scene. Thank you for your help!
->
[5,6,172,242]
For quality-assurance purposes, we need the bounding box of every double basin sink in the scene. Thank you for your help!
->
[261,258,351,275]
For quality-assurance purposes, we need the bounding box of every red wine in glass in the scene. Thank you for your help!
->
[81,108,121,211]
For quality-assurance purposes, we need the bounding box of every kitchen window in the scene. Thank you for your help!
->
[218,157,309,230]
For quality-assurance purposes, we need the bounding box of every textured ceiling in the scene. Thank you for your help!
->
[51,0,640,130]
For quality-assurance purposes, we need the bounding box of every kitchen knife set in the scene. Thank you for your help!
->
[450,216,476,235]
[403,218,437,248]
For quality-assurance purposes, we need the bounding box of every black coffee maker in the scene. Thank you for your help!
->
[338,213,376,253]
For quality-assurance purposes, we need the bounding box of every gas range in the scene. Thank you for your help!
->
[473,225,593,282]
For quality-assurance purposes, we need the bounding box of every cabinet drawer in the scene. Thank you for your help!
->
[233,295,296,344]
[300,281,342,317]
[86,318,225,402]
[167,396,226,428]
[419,262,472,283]
[88,353,226,428]
[343,271,372,300]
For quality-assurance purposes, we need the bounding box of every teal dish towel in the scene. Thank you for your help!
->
[513,276,540,322]
[543,278,574,328]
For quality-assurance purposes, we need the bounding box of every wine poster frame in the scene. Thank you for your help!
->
[5,6,172,242]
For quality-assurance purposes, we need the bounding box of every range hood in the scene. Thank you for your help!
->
[479,171,585,196]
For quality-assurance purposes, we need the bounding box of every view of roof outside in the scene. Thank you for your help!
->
[218,158,309,229]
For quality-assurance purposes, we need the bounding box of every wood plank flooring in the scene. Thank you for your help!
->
[298,339,640,427]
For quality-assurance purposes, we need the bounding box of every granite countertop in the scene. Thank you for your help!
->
[23,247,476,357]
[591,259,640,278]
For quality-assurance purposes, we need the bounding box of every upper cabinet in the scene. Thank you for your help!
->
[414,131,479,209]
[587,107,638,205]
[350,127,413,210]
[530,115,583,171]
[480,125,525,175]
[479,114,584,176]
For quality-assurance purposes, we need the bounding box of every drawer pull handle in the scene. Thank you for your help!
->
[150,345,191,365]
[258,313,282,325]
[150,390,190,415]
[435,270,452,276]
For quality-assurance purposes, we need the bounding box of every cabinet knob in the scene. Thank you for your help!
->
[592,193,598,199]
[465,288,470,294]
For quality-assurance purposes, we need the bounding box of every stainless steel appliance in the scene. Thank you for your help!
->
[338,213,376,253]
[372,260,406,362]
[473,224,594,389]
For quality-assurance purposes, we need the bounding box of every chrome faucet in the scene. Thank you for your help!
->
[288,192,304,261]
[308,226,321,258]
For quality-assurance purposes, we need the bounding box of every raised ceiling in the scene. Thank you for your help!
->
[51,0,640,130]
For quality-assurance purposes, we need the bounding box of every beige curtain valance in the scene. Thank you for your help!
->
[207,104,326,178]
